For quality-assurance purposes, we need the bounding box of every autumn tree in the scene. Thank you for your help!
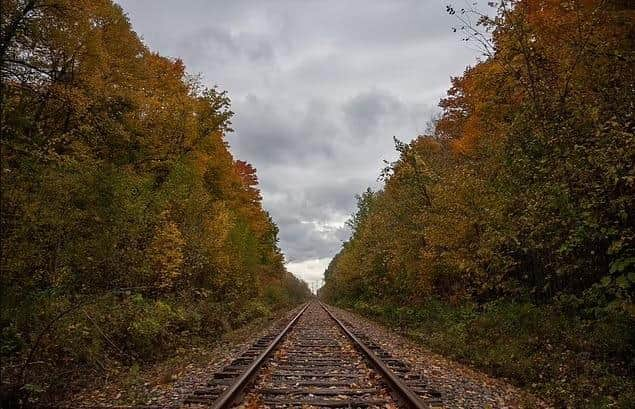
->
[322,2,633,404]
[1,0,309,403]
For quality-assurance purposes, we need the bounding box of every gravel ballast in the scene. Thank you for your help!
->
[329,304,551,409]
[65,303,549,408]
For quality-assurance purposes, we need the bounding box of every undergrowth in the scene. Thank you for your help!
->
[341,298,634,408]
[0,292,298,406]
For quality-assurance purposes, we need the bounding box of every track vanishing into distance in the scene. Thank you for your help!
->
[185,302,442,408]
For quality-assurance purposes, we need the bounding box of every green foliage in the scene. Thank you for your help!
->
[345,298,634,408]
[237,300,272,325]
[0,0,310,404]
[322,1,634,406]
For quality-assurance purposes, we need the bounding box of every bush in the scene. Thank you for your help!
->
[237,300,272,324]
[345,298,634,408]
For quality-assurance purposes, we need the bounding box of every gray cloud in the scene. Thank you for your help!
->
[261,178,365,262]
[230,95,337,164]
[344,91,407,139]
[116,0,482,282]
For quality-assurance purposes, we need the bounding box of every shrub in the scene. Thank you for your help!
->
[345,298,634,407]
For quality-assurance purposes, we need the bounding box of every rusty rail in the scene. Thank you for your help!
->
[320,302,428,409]
[208,302,309,409]
[188,301,436,408]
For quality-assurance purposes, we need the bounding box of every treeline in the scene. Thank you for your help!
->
[322,1,633,406]
[0,0,309,404]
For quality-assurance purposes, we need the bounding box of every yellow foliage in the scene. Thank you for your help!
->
[148,211,186,290]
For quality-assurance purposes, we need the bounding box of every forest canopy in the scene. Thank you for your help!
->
[0,0,309,403]
[321,1,634,406]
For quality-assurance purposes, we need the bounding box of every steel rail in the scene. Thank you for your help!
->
[319,302,428,409]
[209,302,310,409]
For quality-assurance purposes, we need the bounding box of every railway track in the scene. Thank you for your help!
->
[185,302,442,408]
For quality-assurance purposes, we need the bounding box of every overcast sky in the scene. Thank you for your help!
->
[116,0,482,287]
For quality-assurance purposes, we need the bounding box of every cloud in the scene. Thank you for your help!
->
[261,179,360,263]
[286,257,332,287]
[343,90,408,139]
[116,0,482,283]
[229,95,337,165]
